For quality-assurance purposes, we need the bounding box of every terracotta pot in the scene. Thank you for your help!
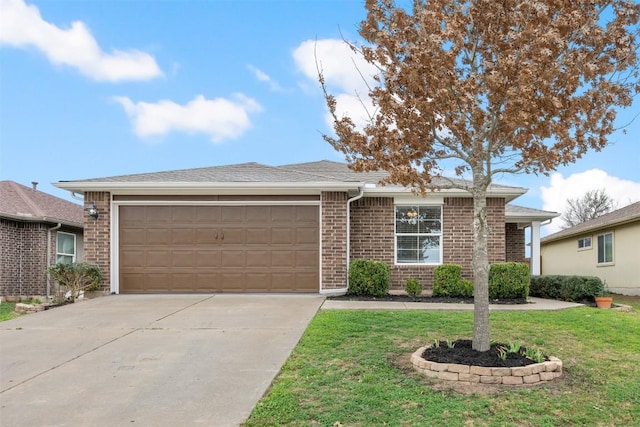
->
[595,296,613,309]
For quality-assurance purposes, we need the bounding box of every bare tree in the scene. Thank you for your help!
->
[562,189,617,228]
[320,0,639,351]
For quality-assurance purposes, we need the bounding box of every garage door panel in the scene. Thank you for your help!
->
[296,227,319,244]
[171,228,196,245]
[120,250,145,267]
[195,228,218,244]
[220,228,245,244]
[246,228,270,244]
[119,205,318,293]
[146,206,172,223]
[147,251,171,267]
[147,228,170,245]
[120,228,145,245]
[196,251,220,267]
[245,250,270,267]
[296,250,319,267]
[221,206,244,222]
[172,251,196,267]
[220,250,246,267]
[246,206,269,222]
[271,228,293,244]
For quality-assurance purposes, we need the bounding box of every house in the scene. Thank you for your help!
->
[541,201,640,296]
[0,181,84,298]
[53,161,557,294]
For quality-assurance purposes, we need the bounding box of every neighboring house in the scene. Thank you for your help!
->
[541,201,640,295]
[54,161,557,294]
[0,181,84,298]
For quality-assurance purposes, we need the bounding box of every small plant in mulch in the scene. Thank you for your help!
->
[422,339,547,367]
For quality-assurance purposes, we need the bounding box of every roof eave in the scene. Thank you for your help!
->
[541,216,640,244]
[53,181,365,194]
[0,213,83,229]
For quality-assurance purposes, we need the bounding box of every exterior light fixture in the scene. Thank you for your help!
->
[86,202,99,220]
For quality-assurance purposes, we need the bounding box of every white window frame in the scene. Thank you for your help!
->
[394,203,443,265]
[56,231,76,264]
[596,232,614,265]
[577,236,592,251]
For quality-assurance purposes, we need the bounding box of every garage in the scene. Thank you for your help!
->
[118,204,319,293]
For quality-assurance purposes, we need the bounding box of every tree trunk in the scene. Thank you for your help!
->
[471,181,490,352]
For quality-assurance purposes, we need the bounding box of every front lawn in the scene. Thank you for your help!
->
[245,305,640,426]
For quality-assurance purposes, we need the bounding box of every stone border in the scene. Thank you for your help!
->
[411,347,563,385]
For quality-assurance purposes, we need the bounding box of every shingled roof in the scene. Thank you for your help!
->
[541,201,640,244]
[56,160,526,195]
[0,181,83,227]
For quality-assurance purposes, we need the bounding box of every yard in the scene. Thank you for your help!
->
[244,295,640,426]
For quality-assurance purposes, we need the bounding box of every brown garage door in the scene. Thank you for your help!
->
[119,205,319,293]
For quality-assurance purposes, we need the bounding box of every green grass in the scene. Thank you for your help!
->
[245,304,640,426]
[0,302,19,322]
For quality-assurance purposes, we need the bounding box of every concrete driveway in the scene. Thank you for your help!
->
[0,294,324,427]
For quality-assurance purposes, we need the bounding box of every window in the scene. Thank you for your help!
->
[597,232,613,264]
[578,236,592,250]
[56,232,76,264]
[395,205,442,264]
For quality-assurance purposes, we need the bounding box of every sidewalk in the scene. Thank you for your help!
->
[321,297,584,311]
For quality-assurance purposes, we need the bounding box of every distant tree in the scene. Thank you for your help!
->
[561,189,617,228]
[320,0,639,351]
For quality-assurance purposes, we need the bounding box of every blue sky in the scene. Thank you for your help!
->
[1,0,639,234]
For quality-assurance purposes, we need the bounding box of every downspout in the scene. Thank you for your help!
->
[344,187,365,290]
[70,192,84,201]
[46,222,62,300]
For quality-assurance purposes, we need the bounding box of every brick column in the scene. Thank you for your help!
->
[321,191,348,291]
[83,192,111,291]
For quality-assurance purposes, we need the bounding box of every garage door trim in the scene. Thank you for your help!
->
[111,199,321,294]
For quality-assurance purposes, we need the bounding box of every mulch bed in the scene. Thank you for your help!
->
[422,339,544,367]
[327,294,529,305]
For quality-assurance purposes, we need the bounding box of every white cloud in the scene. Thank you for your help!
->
[293,39,378,129]
[0,0,162,82]
[540,169,640,234]
[113,94,262,143]
[247,64,283,91]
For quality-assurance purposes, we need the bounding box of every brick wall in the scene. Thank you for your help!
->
[348,196,506,291]
[505,223,525,262]
[321,191,348,290]
[0,219,49,296]
[83,192,111,291]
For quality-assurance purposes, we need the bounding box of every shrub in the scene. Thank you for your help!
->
[530,275,604,302]
[433,264,472,297]
[405,278,423,299]
[47,263,101,302]
[489,262,530,299]
[348,259,390,297]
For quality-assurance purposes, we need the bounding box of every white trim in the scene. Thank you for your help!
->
[530,221,541,275]
[394,196,444,205]
[110,199,322,294]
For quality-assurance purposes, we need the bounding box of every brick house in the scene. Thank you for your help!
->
[0,181,84,298]
[54,161,557,294]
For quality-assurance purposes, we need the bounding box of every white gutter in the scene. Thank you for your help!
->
[46,223,62,300]
[344,187,365,291]
[70,191,84,201]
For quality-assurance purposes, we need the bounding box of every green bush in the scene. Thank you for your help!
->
[530,275,604,302]
[47,263,102,302]
[489,262,530,299]
[348,259,390,297]
[433,264,472,297]
[404,278,423,299]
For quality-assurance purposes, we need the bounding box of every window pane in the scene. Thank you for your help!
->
[597,234,613,263]
[57,233,75,255]
[57,255,73,264]
[396,206,419,233]
[397,235,419,263]
[420,236,441,262]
